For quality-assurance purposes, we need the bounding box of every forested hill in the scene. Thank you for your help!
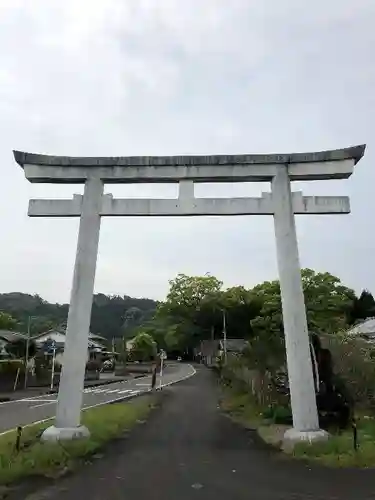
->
[0,292,158,340]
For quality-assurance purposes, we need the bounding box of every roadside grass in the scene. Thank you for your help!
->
[219,384,375,468]
[0,395,157,486]
[292,416,375,468]
[219,387,264,429]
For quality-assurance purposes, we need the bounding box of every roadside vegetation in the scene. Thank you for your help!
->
[219,334,375,469]
[2,268,375,470]
[0,395,157,486]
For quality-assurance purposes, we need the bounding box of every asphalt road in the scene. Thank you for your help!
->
[27,367,375,500]
[0,363,195,434]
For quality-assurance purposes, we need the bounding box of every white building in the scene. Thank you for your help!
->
[347,317,375,343]
[32,328,107,365]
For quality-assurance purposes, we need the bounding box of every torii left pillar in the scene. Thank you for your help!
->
[42,178,104,440]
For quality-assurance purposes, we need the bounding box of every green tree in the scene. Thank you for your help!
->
[154,274,262,356]
[0,292,157,339]
[158,273,223,321]
[349,289,375,324]
[156,274,223,352]
[251,269,355,337]
[301,269,355,332]
[129,332,157,362]
[0,312,18,330]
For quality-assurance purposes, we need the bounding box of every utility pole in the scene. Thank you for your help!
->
[222,309,227,364]
[24,316,31,389]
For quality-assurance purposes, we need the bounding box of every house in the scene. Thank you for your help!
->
[198,340,220,366]
[347,317,375,343]
[32,327,108,364]
[218,338,248,354]
[0,330,28,358]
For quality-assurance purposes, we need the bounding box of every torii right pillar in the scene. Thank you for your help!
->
[272,166,331,444]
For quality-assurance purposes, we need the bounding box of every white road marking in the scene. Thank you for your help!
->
[23,399,55,403]
[0,392,56,405]
[106,389,121,394]
[30,401,57,409]
[0,365,197,436]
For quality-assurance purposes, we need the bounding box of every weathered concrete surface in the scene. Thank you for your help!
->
[14,145,365,183]
[21,368,375,500]
[272,167,323,437]
[42,178,104,439]
[28,193,351,217]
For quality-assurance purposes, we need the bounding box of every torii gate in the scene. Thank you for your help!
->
[14,145,366,444]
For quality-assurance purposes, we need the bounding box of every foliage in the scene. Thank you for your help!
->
[301,269,356,332]
[153,274,261,356]
[321,332,375,407]
[129,332,157,362]
[349,289,375,324]
[5,339,36,359]
[0,395,156,486]
[0,293,157,339]
[250,269,356,340]
[0,359,25,375]
[91,294,157,339]
[0,312,18,331]
[292,415,375,468]
[221,372,375,468]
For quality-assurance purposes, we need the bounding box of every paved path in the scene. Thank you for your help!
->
[28,367,375,500]
[0,363,193,434]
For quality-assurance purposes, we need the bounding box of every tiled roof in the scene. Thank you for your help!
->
[348,318,375,336]
[0,330,27,342]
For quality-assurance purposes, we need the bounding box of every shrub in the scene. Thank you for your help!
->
[0,359,25,375]
[86,359,101,372]
[321,332,375,408]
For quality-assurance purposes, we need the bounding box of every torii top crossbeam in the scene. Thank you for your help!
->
[14,145,365,183]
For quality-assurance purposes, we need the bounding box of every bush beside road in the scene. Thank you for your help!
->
[219,381,375,468]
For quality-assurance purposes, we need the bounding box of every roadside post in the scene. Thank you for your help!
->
[24,316,31,389]
[159,349,167,390]
[50,341,57,391]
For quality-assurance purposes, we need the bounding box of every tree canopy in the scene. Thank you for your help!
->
[129,332,157,362]
[0,312,18,331]
[141,269,365,360]
[0,269,371,360]
[0,292,157,339]
[349,289,375,324]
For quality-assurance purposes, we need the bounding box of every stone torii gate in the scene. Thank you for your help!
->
[14,145,365,444]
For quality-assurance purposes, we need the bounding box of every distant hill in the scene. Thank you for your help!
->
[0,292,158,340]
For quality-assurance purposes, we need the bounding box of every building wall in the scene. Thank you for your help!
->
[35,332,66,346]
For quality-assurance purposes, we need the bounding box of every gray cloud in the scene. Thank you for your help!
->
[0,0,374,302]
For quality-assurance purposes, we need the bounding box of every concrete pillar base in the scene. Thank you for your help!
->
[283,427,329,449]
[41,425,90,442]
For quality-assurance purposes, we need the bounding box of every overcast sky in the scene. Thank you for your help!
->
[1,0,374,304]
